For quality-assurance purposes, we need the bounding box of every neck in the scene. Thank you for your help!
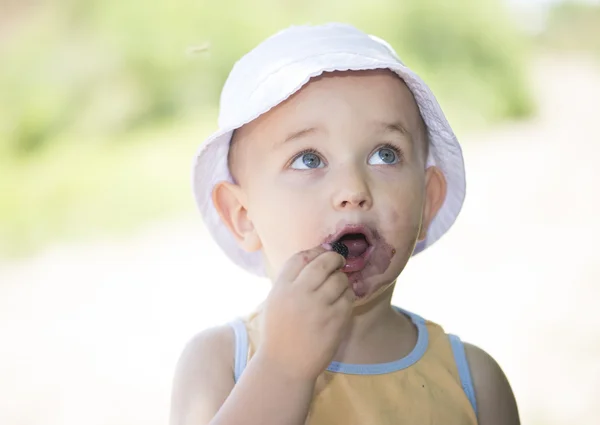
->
[350,283,397,336]
[332,280,415,364]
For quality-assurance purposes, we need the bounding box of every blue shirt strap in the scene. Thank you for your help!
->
[229,318,249,383]
[448,334,478,417]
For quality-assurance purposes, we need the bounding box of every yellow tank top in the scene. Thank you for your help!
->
[229,306,478,425]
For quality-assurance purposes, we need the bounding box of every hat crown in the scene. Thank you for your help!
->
[218,23,404,128]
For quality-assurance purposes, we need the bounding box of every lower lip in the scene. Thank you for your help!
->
[342,245,374,273]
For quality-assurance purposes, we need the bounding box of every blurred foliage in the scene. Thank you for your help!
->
[0,0,534,157]
[0,0,535,258]
[537,1,600,57]
[0,121,209,258]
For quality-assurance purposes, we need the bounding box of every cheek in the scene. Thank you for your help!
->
[383,202,422,232]
[375,183,425,260]
[378,182,424,230]
[247,184,327,271]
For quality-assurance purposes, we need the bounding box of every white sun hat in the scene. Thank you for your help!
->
[192,23,466,277]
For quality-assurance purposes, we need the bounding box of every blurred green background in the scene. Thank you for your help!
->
[1,0,599,260]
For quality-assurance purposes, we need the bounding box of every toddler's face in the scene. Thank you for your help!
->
[216,70,445,303]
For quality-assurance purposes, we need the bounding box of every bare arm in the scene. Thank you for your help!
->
[170,246,353,425]
[169,326,234,425]
[169,326,315,425]
[212,349,316,425]
[464,343,520,425]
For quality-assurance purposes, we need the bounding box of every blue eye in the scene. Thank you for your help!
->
[368,147,399,165]
[290,151,324,169]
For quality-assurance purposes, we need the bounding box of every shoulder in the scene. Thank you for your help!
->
[170,325,236,425]
[175,325,235,373]
[463,343,520,425]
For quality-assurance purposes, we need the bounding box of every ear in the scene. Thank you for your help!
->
[418,166,447,242]
[212,181,262,252]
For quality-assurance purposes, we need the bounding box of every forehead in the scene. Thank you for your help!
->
[236,69,422,138]
[228,69,426,174]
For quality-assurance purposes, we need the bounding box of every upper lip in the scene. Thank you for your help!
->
[326,224,375,247]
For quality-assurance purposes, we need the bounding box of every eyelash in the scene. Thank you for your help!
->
[288,143,404,167]
[289,148,324,167]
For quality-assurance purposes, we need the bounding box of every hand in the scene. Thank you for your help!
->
[256,246,355,382]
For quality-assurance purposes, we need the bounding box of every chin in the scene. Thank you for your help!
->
[347,271,399,307]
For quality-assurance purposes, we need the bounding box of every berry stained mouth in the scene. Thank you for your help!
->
[337,233,370,258]
[323,224,377,274]
[323,223,396,299]
[331,232,373,273]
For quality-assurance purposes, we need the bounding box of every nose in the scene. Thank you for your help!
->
[331,171,373,211]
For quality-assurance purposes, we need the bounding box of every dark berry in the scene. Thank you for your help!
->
[331,241,349,259]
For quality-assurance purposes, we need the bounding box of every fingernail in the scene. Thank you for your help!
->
[321,243,332,250]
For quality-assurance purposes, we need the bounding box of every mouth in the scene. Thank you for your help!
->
[326,224,375,273]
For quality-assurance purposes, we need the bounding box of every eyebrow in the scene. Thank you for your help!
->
[280,126,322,145]
[376,121,411,138]
[278,121,412,146]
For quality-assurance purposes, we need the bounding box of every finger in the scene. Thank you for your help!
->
[333,285,356,311]
[275,245,328,285]
[341,285,357,305]
[316,272,350,304]
[295,251,346,291]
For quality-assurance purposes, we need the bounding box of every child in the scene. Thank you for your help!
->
[170,23,520,425]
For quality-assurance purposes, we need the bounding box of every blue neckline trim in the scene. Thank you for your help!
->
[325,306,429,375]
